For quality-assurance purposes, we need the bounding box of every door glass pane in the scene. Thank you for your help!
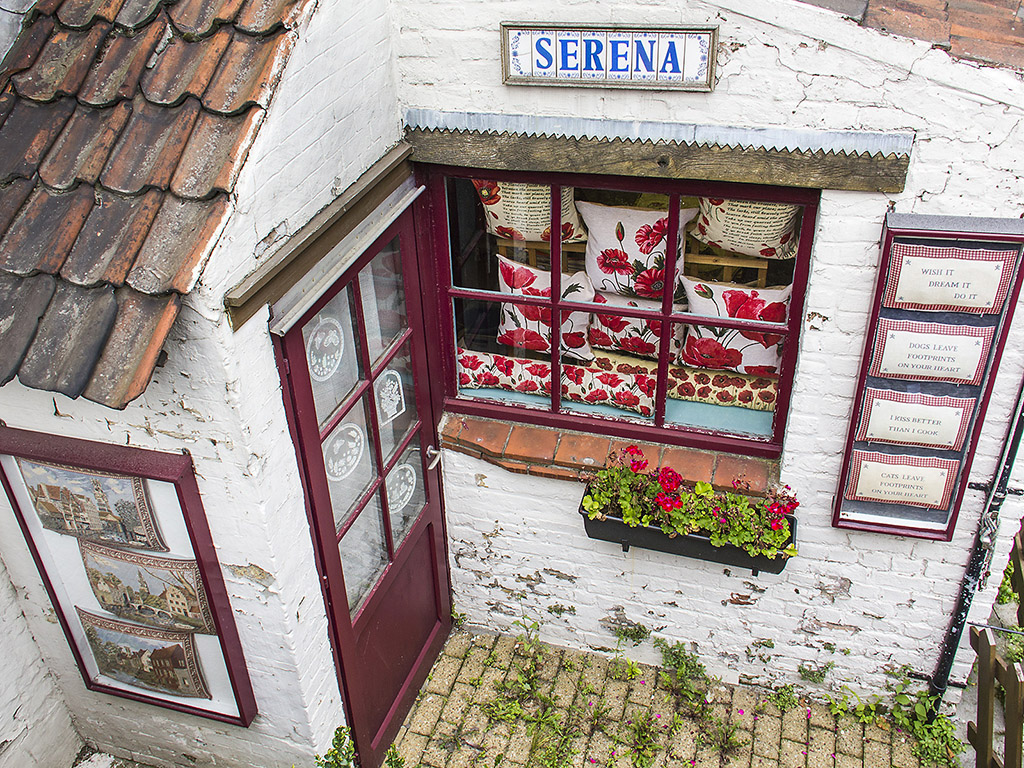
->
[359,238,408,364]
[302,286,362,426]
[338,494,387,614]
[374,342,418,463]
[322,396,377,531]
[385,437,425,552]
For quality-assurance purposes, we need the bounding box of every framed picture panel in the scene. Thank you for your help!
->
[0,425,257,725]
[832,213,1024,538]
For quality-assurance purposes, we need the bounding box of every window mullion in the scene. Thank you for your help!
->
[550,184,563,414]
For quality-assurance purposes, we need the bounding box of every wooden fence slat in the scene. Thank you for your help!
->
[1004,661,1024,768]
[973,626,998,768]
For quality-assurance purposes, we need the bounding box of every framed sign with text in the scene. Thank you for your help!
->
[501,23,718,91]
[0,426,257,725]
[833,213,1024,539]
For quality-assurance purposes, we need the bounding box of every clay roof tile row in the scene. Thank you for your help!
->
[0,0,306,408]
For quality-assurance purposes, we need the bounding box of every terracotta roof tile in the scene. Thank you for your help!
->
[57,0,128,28]
[0,179,35,236]
[78,18,166,105]
[140,27,231,106]
[83,288,181,408]
[127,193,230,293]
[11,22,110,101]
[0,273,56,384]
[171,106,262,198]
[0,87,14,126]
[18,281,118,398]
[0,185,95,275]
[203,28,291,114]
[100,95,200,194]
[33,0,68,15]
[114,0,163,30]
[0,16,55,91]
[168,0,245,38]
[38,100,132,189]
[235,0,300,34]
[62,189,162,286]
[0,96,75,182]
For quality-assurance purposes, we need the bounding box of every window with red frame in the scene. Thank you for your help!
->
[428,168,818,456]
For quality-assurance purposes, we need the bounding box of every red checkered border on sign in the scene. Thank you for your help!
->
[869,318,993,385]
[844,450,960,510]
[854,388,974,450]
[884,242,1016,314]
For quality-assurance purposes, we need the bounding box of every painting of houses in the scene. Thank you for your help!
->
[17,459,166,551]
[77,609,210,700]
[80,541,215,634]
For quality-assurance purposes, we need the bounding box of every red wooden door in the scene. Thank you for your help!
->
[277,210,451,768]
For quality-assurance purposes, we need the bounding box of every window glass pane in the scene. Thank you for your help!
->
[338,494,387,615]
[667,322,779,436]
[385,437,426,553]
[321,396,377,531]
[453,297,551,410]
[359,238,407,363]
[302,286,362,427]
[374,342,417,464]
[561,322,660,422]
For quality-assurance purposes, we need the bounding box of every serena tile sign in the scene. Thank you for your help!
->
[833,213,1024,539]
[501,23,717,91]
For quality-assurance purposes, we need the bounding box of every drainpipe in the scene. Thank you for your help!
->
[929,370,1024,703]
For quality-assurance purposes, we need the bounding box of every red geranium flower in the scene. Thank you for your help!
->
[496,226,525,240]
[472,180,501,204]
[585,388,610,403]
[597,249,632,275]
[618,336,656,356]
[499,260,537,290]
[633,268,665,299]
[497,328,549,351]
[476,371,500,386]
[589,327,615,347]
[634,218,668,255]
[679,337,742,370]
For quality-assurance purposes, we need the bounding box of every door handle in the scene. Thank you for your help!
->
[425,445,442,471]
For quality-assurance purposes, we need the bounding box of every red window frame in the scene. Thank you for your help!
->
[417,164,819,458]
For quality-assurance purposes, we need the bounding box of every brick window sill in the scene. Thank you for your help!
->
[439,414,779,494]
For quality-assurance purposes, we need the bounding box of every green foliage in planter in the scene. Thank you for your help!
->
[582,446,799,559]
[316,727,357,768]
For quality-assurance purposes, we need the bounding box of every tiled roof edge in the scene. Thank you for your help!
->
[404,108,915,158]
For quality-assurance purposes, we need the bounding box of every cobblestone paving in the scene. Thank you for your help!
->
[392,630,931,768]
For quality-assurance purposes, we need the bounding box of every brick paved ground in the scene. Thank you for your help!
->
[392,630,934,768]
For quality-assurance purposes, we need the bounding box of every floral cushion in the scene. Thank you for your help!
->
[678,276,791,375]
[587,291,685,361]
[472,180,586,243]
[691,198,800,259]
[496,254,595,362]
[576,201,697,300]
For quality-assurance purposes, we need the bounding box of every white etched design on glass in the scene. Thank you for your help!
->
[305,317,345,382]
[324,424,365,481]
[386,464,417,513]
[376,369,406,425]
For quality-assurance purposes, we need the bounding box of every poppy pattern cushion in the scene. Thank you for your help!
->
[678,276,791,375]
[472,180,586,243]
[691,197,800,259]
[496,254,595,362]
[587,291,685,361]
[576,201,697,300]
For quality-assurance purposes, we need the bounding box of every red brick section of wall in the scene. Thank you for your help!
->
[439,415,779,494]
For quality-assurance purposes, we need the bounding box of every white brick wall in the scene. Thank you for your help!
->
[396,0,1024,699]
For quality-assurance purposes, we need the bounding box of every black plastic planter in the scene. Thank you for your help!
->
[578,506,797,576]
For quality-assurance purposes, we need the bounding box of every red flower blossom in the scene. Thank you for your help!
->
[589,327,615,347]
[759,247,777,258]
[493,356,514,376]
[459,354,483,371]
[707,198,724,206]
[562,332,587,349]
[598,313,631,333]
[496,226,525,240]
[597,248,633,275]
[644,319,663,338]
[738,389,754,403]
[520,303,553,325]
[744,365,779,376]
[758,391,776,403]
[750,376,773,389]
[616,390,641,408]
[596,372,623,387]
[658,467,682,493]
[639,405,652,416]
[721,289,787,347]
[476,371,500,386]
[584,388,609,403]
[697,386,711,397]
[624,445,643,456]
[629,455,648,471]
[634,218,668,255]
[633,268,666,299]
[499,260,537,289]
[515,380,540,393]
[564,366,585,385]
[695,373,710,385]
[618,336,656,356]
[541,222,577,242]
[634,374,655,397]
[472,179,501,204]
[526,363,551,378]
[716,391,735,403]
[680,337,742,370]
[679,382,696,397]
[497,328,549,351]
[712,374,731,388]
[459,372,471,385]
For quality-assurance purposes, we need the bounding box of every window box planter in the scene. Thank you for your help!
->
[577,500,797,576]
